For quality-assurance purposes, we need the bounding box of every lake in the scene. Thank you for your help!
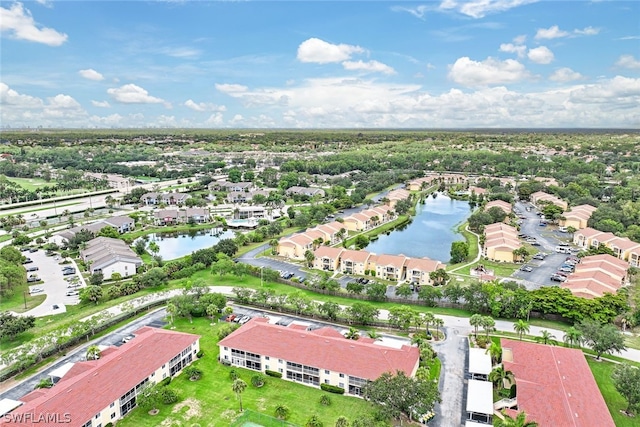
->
[364,194,471,263]
[146,228,236,260]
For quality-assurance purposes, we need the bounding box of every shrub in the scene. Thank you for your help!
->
[320,383,344,394]
[217,323,240,340]
[221,359,232,367]
[319,394,331,406]
[184,366,202,381]
[196,350,204,358]
[251,374,265,387]
[475,336,490,348]
[159,377,172,387]
[265,370,282,378]
[160,388,179,404]
[229,369,238,380]
[35,378,53,389]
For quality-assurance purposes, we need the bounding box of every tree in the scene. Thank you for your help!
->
[306,415,323,427]
[489,365,514,391]
[334,416,349,427]
[354,234,369,250]
[232,379,247,412]
[0,311,36,340]
[318,301,341,321]
[481,316,495,338]
[514,319,530,341]
[362,370,440,422]
[562,326,583,348]
[274,404,290,420]
[429,268,450,286]
[80,285,103,305]
[495,411,539,427]
[365,282,387,301]
[88,271,104,287]
[577,319,626,360]
[450,241,469,263]
[344,327,360,340]
[86,345,101,360]
[394,283,412,298]
[184,365,203,381]
[134,239,147,255]
[136,383,162,413]
[612,363,640,415]
[304,250,315,268]
[97,226,119,239]
[535,330,556,345]
[347,302,379,325]
[214,238,238,257]
[486,340,502,365]
[470,314,483,338]
[346,281,364,294]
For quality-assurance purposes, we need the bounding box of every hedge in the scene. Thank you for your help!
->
[320,383,345,394]
[265,370,282,378]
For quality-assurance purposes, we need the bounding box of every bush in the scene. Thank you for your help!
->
[265,370,282,378]
[159,377,172,387]
[196,350,204,358]
[221,359,232,367]
[475,336,490,348]
[229,369,238,380]
[160,388,179,404]
[319,394,331,406]
[320,383,345,394]
[251,374,265,387]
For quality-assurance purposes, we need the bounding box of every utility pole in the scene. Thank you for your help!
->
[23,291,27,309]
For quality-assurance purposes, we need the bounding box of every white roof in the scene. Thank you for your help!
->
[469,347,492,375]
[0,399,22,416]
[466,380,494,415]
[48,361,76,379]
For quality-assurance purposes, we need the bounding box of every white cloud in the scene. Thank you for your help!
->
[500,43,527,58]
[297,38,365,64]
[79,69,105,81]
[391,5,429,19]
[443,0,538,19]
[448,57,531,87]
[549,67,583,82]
[535,25,569,40]
[160,47,201,59]
[0,2,68,46]
[574,26,600,36]
[0,83,89,125]
[215,83,248,94]
[615,55,640,70]
[342,60,396,75]
[527,46,554,64]
[91,100,111,108]
[205,113,224,125]
[107,84,167,105]
[48,94,81,109]
[184,99,226,112]
[513,35,527,45]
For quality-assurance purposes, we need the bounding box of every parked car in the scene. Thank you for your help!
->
[22,258,33,264]
[27,276,40,283]
[550,274,567,282]
[25,266,39,272]
[29,248,38,253]
[67,283,81,289]
[227,314,237,322]
[63,270,76,276]
[559,266,574,273]
[520,265,533,272]
[66,290,79,296]
[29,287,44,294]
[20,247,30,252]
[122,334,135,343]
[533,253,547,260]
[239,316,251,325]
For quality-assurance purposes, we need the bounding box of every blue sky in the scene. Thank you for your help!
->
[1,0,639,128]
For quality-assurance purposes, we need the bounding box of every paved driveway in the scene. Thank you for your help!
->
[19,250,86,317]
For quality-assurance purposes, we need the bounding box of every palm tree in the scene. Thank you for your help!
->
[306,415,323,427]
[486,341,502,365]
[489,365,515,391]
[433,317,445,340]
[335,416,349,427]
[367,330,382,341]
[344,327,360,340]
[232,378,247,412]
[536,330,556,345]
[514,319,530,341]
[496,411,538,427]
[481,316,495,338]
[563,327,582,348]
[86,345,101,360]
[470,314,483,338]
[274,404,290,420]
[304,250,315,268]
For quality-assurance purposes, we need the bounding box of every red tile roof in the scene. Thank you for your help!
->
[405,257,443,273]
[375,254,407,269]
[313,246,344,259]
[219,318,419,380]
[4,327,199,427]
[501,339,614,427]
[340,249,371,264]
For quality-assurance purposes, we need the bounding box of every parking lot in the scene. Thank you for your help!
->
[20,249,86,317]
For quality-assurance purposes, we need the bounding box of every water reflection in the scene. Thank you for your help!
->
[364,194,471,263]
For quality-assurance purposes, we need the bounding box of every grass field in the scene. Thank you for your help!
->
[118,318,377,427]
[0,282,46,313]
[587,357,638,427]
[6,177,56,192]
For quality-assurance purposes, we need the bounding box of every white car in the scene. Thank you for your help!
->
[30,287,44,294]
[239,316,252,325]
[67,283,81,289]
[66,290,79,296]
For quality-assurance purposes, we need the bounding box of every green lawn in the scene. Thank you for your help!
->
[0,282,46,313]
[6,177,56,192]
[587,357,637,427]
[118,318,377,427]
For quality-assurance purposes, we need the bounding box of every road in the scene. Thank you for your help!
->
[0,308,168,399]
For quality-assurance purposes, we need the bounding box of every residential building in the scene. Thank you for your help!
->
[218,318,419,396]
[80,237,142,278]
[140,192,190,206]
[285,186,326,198]
[529,191,568,210]
[385,189,410,208]
[500,339,615,427]
[277,234,314,259]
[102,216,135,233]
[1,327,200,427]
[209,181,255,193]
[484,200,512,216]
[558,204,597,230]
[339,250,372,275]
[466,380,494,424]
[573,227,606,248]
[51,216,135,246]
[482,222,521,263]
[468,186,488,196]
[374,254,407,281]
[342,212,372,232]
[313,246,344,271]
[85,172,132,190]
[404,257,445,285]
[562,254,629,298]
[573,227,640,263]
[468,348,491,381]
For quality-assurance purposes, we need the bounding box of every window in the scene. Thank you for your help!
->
[324,370,330,374]
[324,379,330,384]
[279,368,283,373]
[81,421,92,427]
[265,365,269,370]
[110,403,115,408]
[110,413,116,419]
[339,373,344,378]
[224,347,228,351]
[265,356,270,360]
[95,413,100,419]
[151,372,155,377]
[339,382,344,388]
[279,359,283,363]
[163,373,167,379]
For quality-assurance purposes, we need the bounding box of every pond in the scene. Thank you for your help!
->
[364,193,471,263]
[146,227,236,260]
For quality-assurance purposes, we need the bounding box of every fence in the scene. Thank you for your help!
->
[229,409,299,427]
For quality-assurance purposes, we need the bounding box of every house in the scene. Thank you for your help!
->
[50,216,135,246]
[342,212,372,232]
[468,186,488,196]
[339,250,372,275]
[559,204,597,230]
[529,191,568,210]
[374,254,407,281]
[277,234,314,259]
[85,172,131,190]
[218,318,419,396]
[153,209,179,226]
[140,192,190,206]
[226,191,250,204]
[466,380,494,424]
[468,348,492,381]
[102,216,135,233]
[484,200,512,216]
[483,222,521,263]
[313,246,344,271]
[404,257,445,285]
[606,237,640,262]
[573,227,606,248]
[385,189,410,208]
[285,186,326,198]
[2,327,200,427]
[80,237,142,278]
[209,181,255,192]
[500,339,615,427]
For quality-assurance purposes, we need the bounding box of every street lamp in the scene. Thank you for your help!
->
[260,266,264,287]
